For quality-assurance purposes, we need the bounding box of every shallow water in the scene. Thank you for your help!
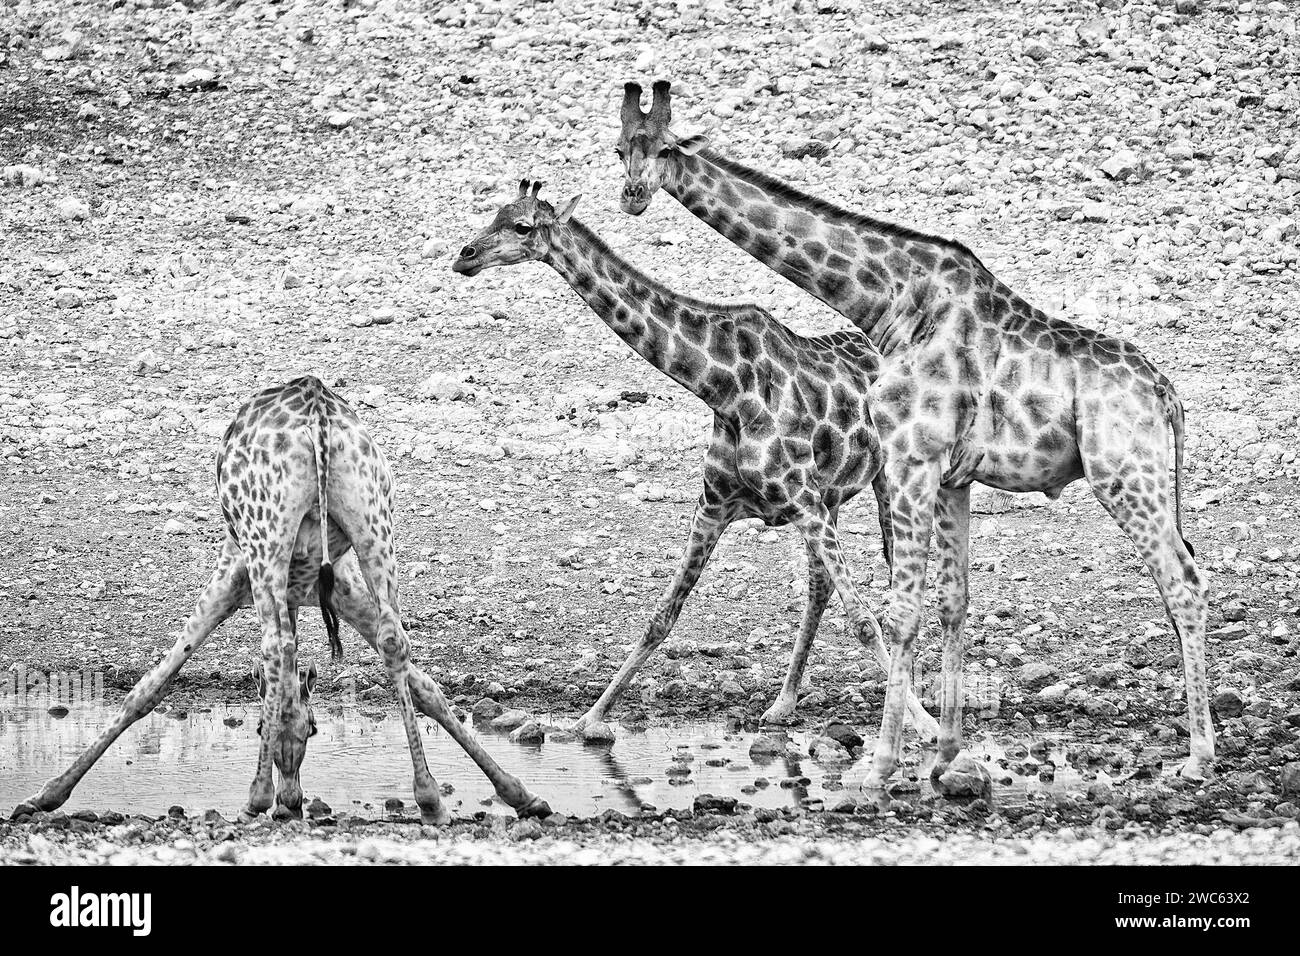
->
[1,689,1096,820]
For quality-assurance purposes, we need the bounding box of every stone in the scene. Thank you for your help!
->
[55,196,90,221]
[1018,661,1058,689]
[821,721,863,750]
[1212,689,1244,718]
[53,288,84,309]
[508,818,544,841]
[176,68,218,90]
[693,793,737,815]
[1280,763,1300,798]
[936,755,994,799]
[1100,150,1141,181]
[809,736,851,762]
[490,709,529,731]
[581,720,616,744]
[471,697,502,719]
[508,720,545,744]
[748,734,783,758]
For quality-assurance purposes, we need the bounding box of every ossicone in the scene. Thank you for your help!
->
[650,79,671,124]
[621,82,644,123]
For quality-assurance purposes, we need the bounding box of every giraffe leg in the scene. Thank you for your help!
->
[863,463,940,790]
[931,485,971,777]
[790,502,939,741]
[243,550,298,821]
[327,557,550,818]
[573,496,733,732]
[12,537,249,817]
[760,539,832,725]
[1087,469,1215,779]
[338,524,451,825]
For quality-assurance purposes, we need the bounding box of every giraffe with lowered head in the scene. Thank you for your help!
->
[615,81,1214,787]
[13,377,550,823]
[453,179,939,739]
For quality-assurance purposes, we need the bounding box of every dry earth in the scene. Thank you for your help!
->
[1,0,1298,860]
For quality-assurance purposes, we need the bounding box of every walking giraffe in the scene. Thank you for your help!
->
[614,81,1214,787]
[453,179,939,739]
[13,376,550,823]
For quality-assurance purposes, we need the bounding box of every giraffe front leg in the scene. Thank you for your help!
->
[377,610,451,826]
[931,485,971,778]
[327,555,549,819]
[761,540,831,725]
[405,668,551,819]
[243,581,290,822]
[862,467,938,790]
[13,539,248,818]
[573,496,732,733]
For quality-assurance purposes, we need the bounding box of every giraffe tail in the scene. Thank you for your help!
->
[1163,383,1195,559]
[311,385,343,662]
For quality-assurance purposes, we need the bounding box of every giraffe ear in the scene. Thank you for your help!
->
[554,194,581,224]
[674,133,710,156]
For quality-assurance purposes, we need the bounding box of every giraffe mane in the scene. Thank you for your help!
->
[566,218,766,317]
[698,149,992,274]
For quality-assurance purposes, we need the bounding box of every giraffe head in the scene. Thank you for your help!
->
[254,658,318,808]
[452,179,580,276]
[616,80,710,215]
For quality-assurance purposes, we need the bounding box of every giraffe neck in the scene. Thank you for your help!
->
[542,218,738,412]
[664,149,990,352]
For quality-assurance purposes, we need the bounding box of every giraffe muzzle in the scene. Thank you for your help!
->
[621,182,649,213]
[452,246,481,275]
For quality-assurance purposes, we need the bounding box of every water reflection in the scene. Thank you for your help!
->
[1,691,1092,820]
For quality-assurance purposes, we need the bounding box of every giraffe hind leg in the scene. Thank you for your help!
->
[1086,463,1215,778]
[930,485,971,777]
[325,552,549,819]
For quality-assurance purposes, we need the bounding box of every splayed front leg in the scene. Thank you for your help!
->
[13,540,247,819]
[575,497,731,733]
[326,555,550,820]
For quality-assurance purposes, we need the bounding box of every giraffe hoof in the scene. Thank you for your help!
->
[570,712,598,734]
[517,795,552,820]
[11,801,39,820]
[420,805,453,827]
[1177,758,1212,782]
[238,807,265,825]
[759,699,798,725]
[860,770,891,792]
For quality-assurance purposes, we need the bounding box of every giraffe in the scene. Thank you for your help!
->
[614,81,1214,787]
[12,376,550,823]
[453,179,939,739]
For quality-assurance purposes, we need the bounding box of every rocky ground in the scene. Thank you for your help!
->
[4,810,1300,864]
[1,0,1298,861]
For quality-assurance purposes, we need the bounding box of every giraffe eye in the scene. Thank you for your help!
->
[514,223,533,235]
